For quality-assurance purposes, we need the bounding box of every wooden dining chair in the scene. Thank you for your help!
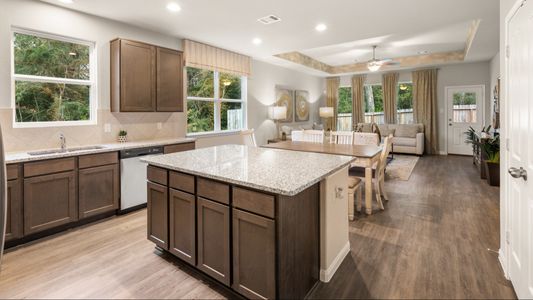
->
[347,177,363,221]
[240,129,257,147]
[291,130,304,141]
[303,130,325,143]
[330,131,354,145]
[350,134,393,212]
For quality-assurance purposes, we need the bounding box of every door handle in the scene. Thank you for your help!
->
[508,167,527,181]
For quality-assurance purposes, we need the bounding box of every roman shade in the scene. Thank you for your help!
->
[183,39,252,77]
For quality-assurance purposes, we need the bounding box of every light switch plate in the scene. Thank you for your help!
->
[104,123,111,133]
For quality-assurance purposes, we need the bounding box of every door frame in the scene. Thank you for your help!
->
[444,85,485,155]
[500,0,528,281]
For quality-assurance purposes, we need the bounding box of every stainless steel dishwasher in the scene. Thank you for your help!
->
[119,146,164,213]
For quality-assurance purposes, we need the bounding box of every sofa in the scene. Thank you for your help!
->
[356,123,425,155]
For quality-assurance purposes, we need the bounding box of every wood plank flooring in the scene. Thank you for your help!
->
[0,155,516,299]
[309,155,516,299]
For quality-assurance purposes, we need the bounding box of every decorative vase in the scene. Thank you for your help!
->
[484,161,500,186]
[118,135,127,143]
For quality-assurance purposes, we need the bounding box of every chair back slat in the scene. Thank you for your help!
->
[377,134,393,173]
[291,130,304,141]
[302,130,325,143]
[330,131,354,145]
[240,129,257,147]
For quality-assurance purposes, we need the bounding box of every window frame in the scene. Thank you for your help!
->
[10,27,98,128]
[186,68,247,136]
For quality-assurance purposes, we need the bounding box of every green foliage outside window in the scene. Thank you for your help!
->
[453,92,477,105]
[398,83,413,110]
[338,87,352,114]
[364,85,384,113]
[14,32,91,123]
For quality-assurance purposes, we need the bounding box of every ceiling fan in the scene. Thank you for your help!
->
[366,45,399,72]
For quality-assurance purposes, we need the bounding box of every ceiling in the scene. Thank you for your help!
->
[40,0,500,76]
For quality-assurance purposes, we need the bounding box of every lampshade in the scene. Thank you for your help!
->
[367,61,381,72]
[319,107,334,118]
[269,106,287,120]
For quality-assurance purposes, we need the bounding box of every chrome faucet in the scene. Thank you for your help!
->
[59,133,67,152]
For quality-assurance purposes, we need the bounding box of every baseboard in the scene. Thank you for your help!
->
[439,151,448,155]
[320,241,350,283]
[499,249,510,280]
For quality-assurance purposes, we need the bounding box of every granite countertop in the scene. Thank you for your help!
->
[5,137,196,164]
[141,144,355,196]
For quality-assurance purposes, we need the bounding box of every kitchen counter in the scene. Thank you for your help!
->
[5,137,196,164]
[141,144,355,196]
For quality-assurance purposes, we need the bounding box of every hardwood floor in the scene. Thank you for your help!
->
[0,155,515,299]
[309,155,516,299]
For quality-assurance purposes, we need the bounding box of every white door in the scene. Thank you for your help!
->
[446,85,485,155]
[506,1,533,298]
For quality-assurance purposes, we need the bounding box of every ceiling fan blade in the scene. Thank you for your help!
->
[382,61,400,66]
[376,58,393,63]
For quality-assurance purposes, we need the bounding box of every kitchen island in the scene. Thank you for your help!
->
[141,144,355,299]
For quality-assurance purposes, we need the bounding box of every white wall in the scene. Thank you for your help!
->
[196,59,325,147]
[489,52,500,127]
[339,61,491,153]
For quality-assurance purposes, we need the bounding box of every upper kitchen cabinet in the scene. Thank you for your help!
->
[110,38,184,112]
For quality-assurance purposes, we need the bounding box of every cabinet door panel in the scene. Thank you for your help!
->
[169,189,196,264]
[5,179,23,242]
[120,40,156,112]
[233,209,276,299]
[147,181,168,249]
[197,197,230,286]
[157,48,183,112]
[24,171,77,235]
[79,164,119,219]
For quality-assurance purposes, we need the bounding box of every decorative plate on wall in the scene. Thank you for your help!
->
[275,87,294,123]
[295,90,310,122]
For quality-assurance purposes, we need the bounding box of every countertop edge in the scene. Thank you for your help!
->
[6,138,196,164]
[144,159,355,197]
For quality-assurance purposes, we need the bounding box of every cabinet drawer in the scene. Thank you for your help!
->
[169,171,195,194]
[24,157,75,178]
[233,187,275,219]
[164,142,195,154]
[197,178,229,205]
[79,152,118,169]
[147,166,167,186]
[7,164,19,181]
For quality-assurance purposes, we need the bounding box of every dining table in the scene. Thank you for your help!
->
[261,140,383,215]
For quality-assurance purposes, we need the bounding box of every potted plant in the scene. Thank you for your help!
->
[118,130,128,143]
[479,135,500,186]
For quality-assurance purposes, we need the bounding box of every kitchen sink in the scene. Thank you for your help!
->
[28,145,106,156]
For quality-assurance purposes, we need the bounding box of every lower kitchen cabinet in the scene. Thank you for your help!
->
[5,179,23,242]
[169,189,196,265]
[23,171,77,235]
[147,181,168,250]
[232,209,276,299]
[79,164,119,219]
[197,197,230,286]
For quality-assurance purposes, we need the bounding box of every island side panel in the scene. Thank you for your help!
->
[277,183,320,299]
[319,166,350,282]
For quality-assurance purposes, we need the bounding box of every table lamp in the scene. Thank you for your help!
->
[269,106,287,139]
[319,107,334,131]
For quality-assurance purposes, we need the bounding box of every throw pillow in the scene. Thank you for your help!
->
[395,125,419,138]
[300,124,313,130]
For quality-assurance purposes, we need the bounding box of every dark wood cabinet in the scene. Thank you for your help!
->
[23,171,77,235]
[111,39,156,112]
[197,197,230,286]
[169,189,196,265]
[147,181,168,250]
[79,164,119,219]
[5,178,23,242]
[163,142,195,154]
[157,47,183,112]
[111,38,184,112]
[232,209,276,299]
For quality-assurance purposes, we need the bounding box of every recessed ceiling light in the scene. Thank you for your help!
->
[252,38,262,45]
[166,2,181,12]
[418,50,429,55]
[58,0,73,3]
[315,23,327,32]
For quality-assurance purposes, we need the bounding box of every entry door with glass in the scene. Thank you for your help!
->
[446,85,485,155]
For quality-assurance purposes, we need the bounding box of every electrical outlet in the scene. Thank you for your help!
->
[104,123,111,133]
[157,122,163,130]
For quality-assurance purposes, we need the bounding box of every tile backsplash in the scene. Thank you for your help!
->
[0,108,187,152]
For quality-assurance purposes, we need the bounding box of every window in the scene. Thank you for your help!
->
[12,30,95,127]
[452,92,477,123]
[397,82,414,124]
[337,87,352,131]
[186,67,246,134]
[364,84,384,124]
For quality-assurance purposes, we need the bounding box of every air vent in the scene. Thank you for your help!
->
[257,15,281,25]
